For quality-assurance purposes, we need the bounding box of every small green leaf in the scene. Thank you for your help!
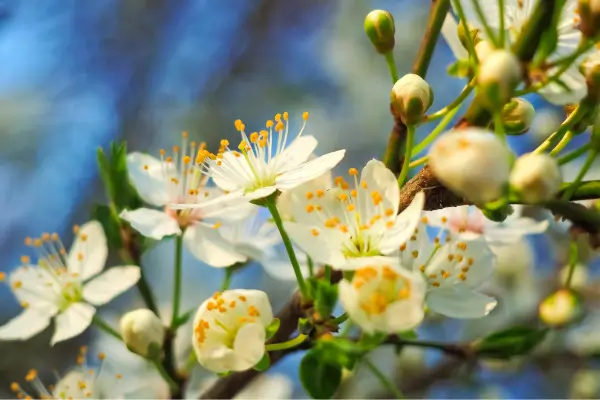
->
[314,280,338,318]
[254,353,271,371]
[300,349,342,399]
[92,204,122,248]
[265,318,280,340]
[217,371,232,378]
[475,326,548,359]
[447,59,472,78]
[174,309,194,328]
[397,329,418,340]
[298,318,312,335]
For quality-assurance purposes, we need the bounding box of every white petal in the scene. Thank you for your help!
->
[342,256,401,271]
[441,13,469,59]
[385,300,425,332]
[243,186,278,201]
[238,289,274,328]
[233,323,267,370]
[427,285,497,319]
[259,246,310,281]
[67,220,108,281]
[120,208,181,240]
[211,152,253,192]
[484,217,549,246]
[358,159,400,217]
[9,266,61,310]
[51,303,96,345]
[126,152,170,206]
[283,222,346,267]
[183,223,247,268]
[0,307,54,340]
[82,266,141,305]
[379,192,425,254]
[276,150,345,190]
[274,136,318,173]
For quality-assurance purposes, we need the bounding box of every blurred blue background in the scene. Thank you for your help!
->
[0,0,598,398]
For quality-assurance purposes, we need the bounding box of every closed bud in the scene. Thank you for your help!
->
[457,21,481,49]
[578,0,600,39]
[474,40,495,63]
[510,153,562,203]
[120,309,165,359]
[477,50,522,110]
[539,289,582,327]
[592,112,600,151]
[364,10,395,54]
[582,53,600,101]
[390,74,433,125]
[501,98,536,135]
[429,128,511,203]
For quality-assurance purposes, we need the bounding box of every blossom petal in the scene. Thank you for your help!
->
[210,152,254,192]
[51,303,96,345]
[126,152,170,206]
[283,221,346,267]
[484,217,549,246]
[276,150,345,190]
[379,192,425,254]
[0,307,54,341]
[183,223,247,268]
[233,322,267,370]
[82,266,141,305]
[441,14,468,59]
[385,300,425,332]
[427,285,497,318]
[67,220,108,281]
[275,136,318,173]
[9,266,61,310]
[120,208,181,240]
[358,159,400,217]
[259,246,310,281]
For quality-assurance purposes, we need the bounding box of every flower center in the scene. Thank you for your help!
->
[354,266,412,316]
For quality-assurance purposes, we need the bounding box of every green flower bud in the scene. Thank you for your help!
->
[474,41,495,63]
[477,50,522,111]
[501,98,536,135]
[364,10,395,54]
[390,73,433,126]
[578,0,600,39]
[539,289,582,328]
[457,21,481,49]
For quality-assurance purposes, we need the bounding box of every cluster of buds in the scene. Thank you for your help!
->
[390,74,433,125]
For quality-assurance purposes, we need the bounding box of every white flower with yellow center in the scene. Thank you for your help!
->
[398,218,497,319]
[206,112,346,202]
[283,160,425,270]
[339,264,426,334]
[425,205,547,246]
[122,132,256,267]
[192,289,274,373]
[442,0,593,105]
[0,221,140,345]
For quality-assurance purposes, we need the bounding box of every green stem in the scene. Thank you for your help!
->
[307,256,315,278]
[385,52,399,83]
[562,150,598,200]
[498,0,505,47]
[398,125,416,186]
[413,105,461,155]
[152,359,179,393]
[492,111,507,144]
[324,265,332,283]
[265,198,309,299]
[170,235,184,329]
[564,240,579,289]
[265,334,308,352]
[183,351,198,373]
[364,358,404,399]
[534,105,586,154]
[411,0,451,78]
[221,267,233,291]
[549,130,574,156]
[558,143,591,165]
[92,315,122,340]
[331,313,349,325]
[409,155,428,169]
[424,81,474,122]
[452,0,478,64]
[471,0,499,47]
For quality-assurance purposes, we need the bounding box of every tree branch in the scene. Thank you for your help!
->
[412,0,451,79]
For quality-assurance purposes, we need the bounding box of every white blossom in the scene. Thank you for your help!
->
[339,264,426,333]
[0,221,140,345]
[120,309,165,359]
[425,205,548,246]
[429,128,511,203]
[398,218,498,319]
[192,289,274,373]
[122,133,256,268]
[203,112,345,204]
[510,153,562,203]
[284,160,425,270]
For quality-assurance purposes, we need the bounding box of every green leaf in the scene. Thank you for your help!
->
[265,318,280,340]
[298,317,312,335]
[173,309,194,328]
[92,204,122,248]
[254,353,271,371]
[475,326,548,359]
[447,59,472,78]
[300,349,342,399]
[316,339,361,369]
[314,280,338,319]
[397,329,418,340]
[217,371,232,378]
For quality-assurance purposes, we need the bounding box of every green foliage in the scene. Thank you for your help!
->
[92,204,122,248]
[447,59,472,78]
[96,142,142,212]
[474,326,548,359]
[265,318,281,340]
[481,202,513,223]
[254,353,271,371]
[312,280,339,319]
[300,348,343,399]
